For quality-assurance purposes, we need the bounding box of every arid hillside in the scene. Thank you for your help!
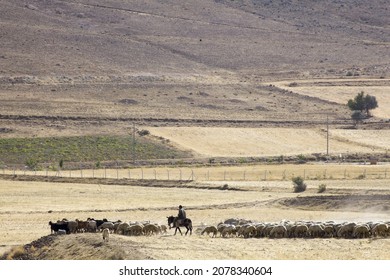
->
[1,0,389,77]
[1,0,389,167]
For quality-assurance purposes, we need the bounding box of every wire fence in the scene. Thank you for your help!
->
[2,164,390,181]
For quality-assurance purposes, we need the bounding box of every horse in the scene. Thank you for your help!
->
[167,215,193,236]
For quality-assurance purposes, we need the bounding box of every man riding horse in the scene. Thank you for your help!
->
[177,205,186,225]
[167,205,192,235]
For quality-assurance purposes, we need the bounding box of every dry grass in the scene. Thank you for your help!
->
[1,175,390,259]
[273,79,390,119]
[4,162,390,181]
[146,127,390,157]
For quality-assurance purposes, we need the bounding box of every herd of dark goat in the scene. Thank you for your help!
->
[48,218,167,236]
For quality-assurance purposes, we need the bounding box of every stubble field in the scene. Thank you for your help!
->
[1,171,390,260]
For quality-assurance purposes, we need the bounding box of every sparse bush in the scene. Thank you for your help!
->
[297,154,307,164]
[356,174,365,180]
[318,183,327,193]
[5,246,26,260]
[25,158,39,170]
[137,129,150,136]
[292,176,307,193]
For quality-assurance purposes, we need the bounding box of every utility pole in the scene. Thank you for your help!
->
[326,115,329,156]
[132,123,136,165]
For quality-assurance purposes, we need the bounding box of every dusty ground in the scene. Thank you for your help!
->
[1,176,390,260]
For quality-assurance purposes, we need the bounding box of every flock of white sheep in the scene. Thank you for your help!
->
[198,218,390,239]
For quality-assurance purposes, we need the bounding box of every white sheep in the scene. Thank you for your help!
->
[98,222,115,232]
[221,225,237,238]
[371,223,388,237]
[254,223,266,238]
[102,228,110,242]
[353,224,370,238]
[294,224,308,238]
[308,223,325,238]
[269,224,287,238]
[322,225,335,238]
[237,224,256,238]
[143,224,161,236]
[128,224,144,236]
[201,226,218,237]
[116,222,131,235]
[337,222,356,238]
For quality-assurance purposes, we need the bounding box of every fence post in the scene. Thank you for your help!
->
[303,169,306,180]
[179,169,182,181]
[104,167,106,179]
[264,170,267,181]
[224,171,226,181]
[344,169,347,179]
[167,170,170,180]
[324,169,327,179]
[191,169,194,180]
[243,170,246,181]
[141,168,144,180]
[129,170,131,179]
[283,170,286,180]
[154,169,157,180]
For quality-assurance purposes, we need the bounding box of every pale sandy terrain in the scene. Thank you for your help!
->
[1,177,390,259]
[146,127,390,157]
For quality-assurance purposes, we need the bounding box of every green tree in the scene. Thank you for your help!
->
[347,91,378,118]
[364,94,378,116]
[347,91,365,112]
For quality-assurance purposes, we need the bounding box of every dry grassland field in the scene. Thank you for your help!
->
[146,127,390,157]
[1,170,390,260]
[273,79,390,119]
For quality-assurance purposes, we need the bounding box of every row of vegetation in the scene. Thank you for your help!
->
[292,176,326,193]
[0,135,191,170]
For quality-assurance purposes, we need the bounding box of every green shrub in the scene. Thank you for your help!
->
[297,154,307,164]
[137,129,150,136]
[318,183,327,193]
[292,176,307,193]
[25,158,39,170]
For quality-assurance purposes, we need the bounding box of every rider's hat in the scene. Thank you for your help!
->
[179,205,183,208]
